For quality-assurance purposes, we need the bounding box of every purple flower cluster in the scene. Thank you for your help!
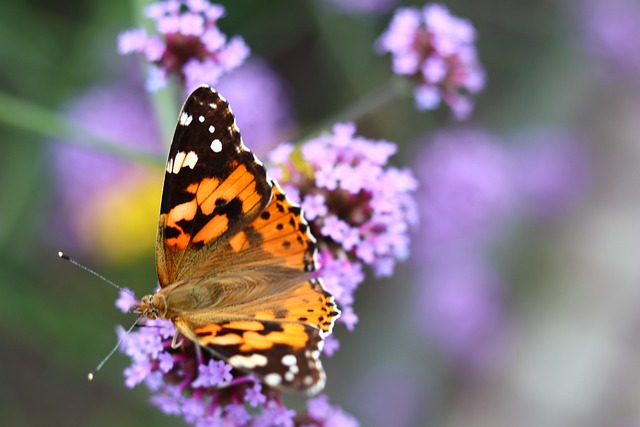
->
[376,3,485,120]
[412,128,592,366]
[115,289,358,426]
[513,130,592,220]
[417,129,516,252]
[118,0,249,92]
[268,123,419,331]
[576,0,640,79]
[301,395,360,427]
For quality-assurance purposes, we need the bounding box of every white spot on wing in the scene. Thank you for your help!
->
[172,151,186,174]
[228,354,268,369]
[184,151,198,169]
[210,139,223,153]
[179,112,193,126]
[284,372,295,382]
[281,355,297,366]
[264,373,282,387]
[169,151,198,174]
[198,115,205,123]
[208,125,215,133]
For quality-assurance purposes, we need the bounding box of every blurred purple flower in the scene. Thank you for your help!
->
[349,363,426,427]
[115,288,138,313]
[411,126,594,370]
[323,0,398,15]
[416,129,516,253]
[513,130,592,219]
[118,1,249,92]
[415,258,505,366]
[576,0,640,79]
[376,3,485,119]
[49,84,163,262]
[410,128,514,368]
[216,59,297,157]
[268,123,418,331]
[301,395,360,427]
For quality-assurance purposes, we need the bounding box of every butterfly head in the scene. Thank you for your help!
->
[135,292,167,320]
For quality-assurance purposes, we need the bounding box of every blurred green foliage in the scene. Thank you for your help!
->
[2,0,637,426]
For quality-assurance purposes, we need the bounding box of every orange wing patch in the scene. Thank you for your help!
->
[232,183,316,272]
[242,324,309,351]
[162,164,268,250]
[196,320,310,352]
[198,164,260,215]
[280,279,339,335]
[193,214,229,244]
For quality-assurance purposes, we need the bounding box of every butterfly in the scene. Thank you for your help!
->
[135,85,340,395]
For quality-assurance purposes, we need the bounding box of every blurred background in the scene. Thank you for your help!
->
[2,0,640,426]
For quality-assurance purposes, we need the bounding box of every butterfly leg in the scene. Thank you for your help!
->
[171,330,184,349]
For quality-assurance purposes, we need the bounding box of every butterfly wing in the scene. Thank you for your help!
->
[156,86,272,287]
[155,85,340,394]
[170,183,340,394]
[173,278,339,395]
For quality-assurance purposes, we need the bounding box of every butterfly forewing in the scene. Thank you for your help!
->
[156,87,272,286]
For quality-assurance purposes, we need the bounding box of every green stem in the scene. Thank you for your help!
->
[295,78,405,142]
[0,91,165,167]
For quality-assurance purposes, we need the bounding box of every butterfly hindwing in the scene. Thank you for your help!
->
[156,86,273,287]
[172,279,339,395]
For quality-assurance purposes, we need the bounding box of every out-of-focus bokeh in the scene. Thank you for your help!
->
[1,0,639,426]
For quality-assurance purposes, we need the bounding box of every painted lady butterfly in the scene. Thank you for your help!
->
[135,86,340,395]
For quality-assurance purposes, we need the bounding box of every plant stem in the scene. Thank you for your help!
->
[295,78,404,142]
[0,91,165,167]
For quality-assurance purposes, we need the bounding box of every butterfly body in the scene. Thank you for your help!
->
[138,86,339,395]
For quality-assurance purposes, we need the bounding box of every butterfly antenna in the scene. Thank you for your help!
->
[88,313,145,381]
[57,251,135,296]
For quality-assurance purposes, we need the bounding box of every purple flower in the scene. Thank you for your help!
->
[321,335,340,357]
[191,359,233,388]
[118,1,249,92]
[415,257,505,366]
[376,4,485,119]
[49,84,163,263]
[416,128,516,252]
[348,363,424,427]
[576,0,640,79]
[244,381,267,407]
[115,288,137,313]
[513,130,592,219]
[410,129,517,368]
[268,123,418,332]
[302,395,360,427]
[215,59,297,157]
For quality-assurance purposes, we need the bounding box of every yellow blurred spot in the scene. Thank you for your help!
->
[77,170,162,264]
